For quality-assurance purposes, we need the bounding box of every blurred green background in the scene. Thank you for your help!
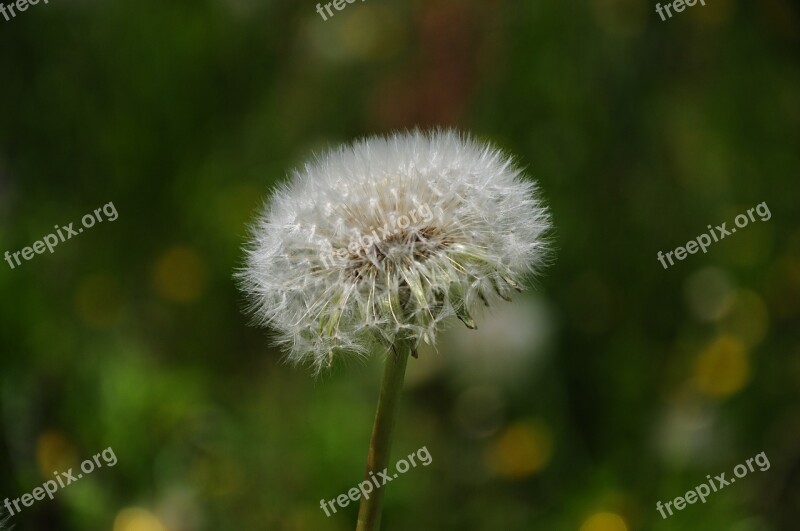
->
[1,0,799,530]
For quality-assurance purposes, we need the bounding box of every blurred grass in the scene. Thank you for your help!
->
[1,0,799,530]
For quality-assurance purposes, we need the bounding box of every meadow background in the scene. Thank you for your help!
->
[1,0,799,530]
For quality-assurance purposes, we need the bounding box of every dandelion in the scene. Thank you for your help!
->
[239,130,550,370]
[238,129,551,530]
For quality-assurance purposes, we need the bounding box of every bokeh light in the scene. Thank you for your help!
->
[486,420,553,479]
[692,335,750,398]
[579,512,629,531]
[113,508,167,531]
[152,246,208,303]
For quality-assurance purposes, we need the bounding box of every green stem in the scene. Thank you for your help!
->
[355,342,411,531]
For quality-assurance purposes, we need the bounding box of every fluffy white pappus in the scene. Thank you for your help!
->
[238,130,551,374]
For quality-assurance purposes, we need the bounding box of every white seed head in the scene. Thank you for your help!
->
[238,130,551,374]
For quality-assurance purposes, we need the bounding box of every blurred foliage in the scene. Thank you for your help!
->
[1,0,799,530]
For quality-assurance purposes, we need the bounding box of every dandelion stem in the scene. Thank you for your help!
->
[355,342,412,531]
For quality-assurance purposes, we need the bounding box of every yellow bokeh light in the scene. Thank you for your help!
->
[692,335,749,398]
[37,431,78,478]
[691,0,735,25]
[486,420,553,478]
[580,512,629,531]
[152,246,208,303]
[113,508,167,531]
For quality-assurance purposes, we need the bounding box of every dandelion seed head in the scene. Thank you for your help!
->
[238,130,551,374]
